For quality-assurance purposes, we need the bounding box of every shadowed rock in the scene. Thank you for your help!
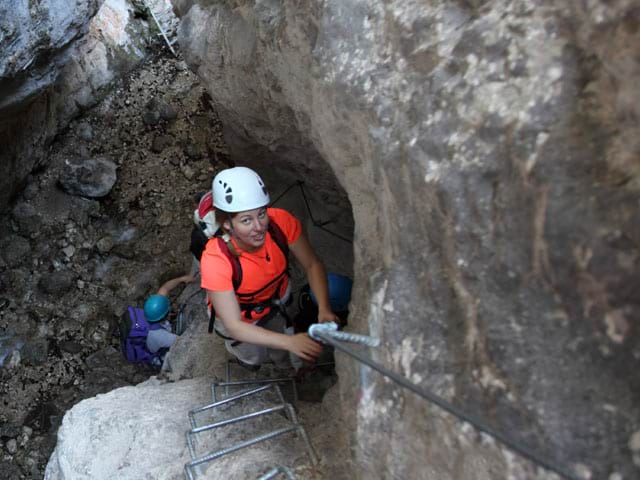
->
[58,157,117,198]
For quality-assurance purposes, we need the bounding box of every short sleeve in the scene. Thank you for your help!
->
[200,239,235,292]
[268,208,302,245]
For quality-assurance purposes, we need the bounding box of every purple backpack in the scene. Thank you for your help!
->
[118,306,162,366]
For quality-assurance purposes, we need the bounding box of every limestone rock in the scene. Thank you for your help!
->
[175,0,640,478]
[0,0,102,113]
[5,439,18,455]
[44,376,320,480]
[38,271,76,295]
[58,157,117,198]
[75,122,93,142]
[21,340,49,367]
[0,0,164,210]
[0,234,31,268]
[96,236,114,254]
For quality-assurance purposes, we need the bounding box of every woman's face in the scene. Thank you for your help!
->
[225,207,269,252]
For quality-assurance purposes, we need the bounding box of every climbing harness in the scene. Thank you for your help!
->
[309,322,581,480]
[269,181,352,244]
[184,378,317,479]
[207,217,290,333]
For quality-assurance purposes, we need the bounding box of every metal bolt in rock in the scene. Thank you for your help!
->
[308,322,380,348]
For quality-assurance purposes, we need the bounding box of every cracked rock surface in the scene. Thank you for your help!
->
[0,51,224,479]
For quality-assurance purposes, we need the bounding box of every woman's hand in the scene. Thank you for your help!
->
[287,333,323,362]
[317,308,339,325]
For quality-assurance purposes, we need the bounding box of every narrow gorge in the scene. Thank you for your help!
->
[1,1,639,479]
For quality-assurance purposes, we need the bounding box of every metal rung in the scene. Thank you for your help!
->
[257,466,296,480]
[142,0,177,56]
[224,359,299,403]
[184,380,318,479]
[187,403,292,459]
[184,401,318,479]
[189,384,273,429]
[185,425,299,480]
[215,377,298,405]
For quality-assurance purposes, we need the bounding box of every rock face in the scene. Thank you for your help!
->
[1,50,220,478]
[45,317,351,480]
[44,377,210,480]
[0,0,166,210]
[0,0,102,113]
[175,1,640,478]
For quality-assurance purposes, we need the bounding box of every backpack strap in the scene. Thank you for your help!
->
[207,234,243,333]
[217,235,243,290]
[267,219,289,266]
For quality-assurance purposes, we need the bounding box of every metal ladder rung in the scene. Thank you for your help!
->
[223,359,299,402]
[187,402,293,459]
[183,363,319,479]
[142,0,177,56]
[189,384,274,429]
[257,466,296,480]
[185,425,300,480]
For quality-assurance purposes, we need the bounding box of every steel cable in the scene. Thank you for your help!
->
[311,329,581,480]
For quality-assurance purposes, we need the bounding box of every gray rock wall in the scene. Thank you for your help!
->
[0,0,102,112]
[0,0,160,210]
[176,1,640,478]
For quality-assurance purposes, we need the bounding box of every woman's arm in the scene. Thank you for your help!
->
[157,274,197,296]
[208,289,322,361]
[289,233,338,324]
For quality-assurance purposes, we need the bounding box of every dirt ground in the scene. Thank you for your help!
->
[0,50,226,478]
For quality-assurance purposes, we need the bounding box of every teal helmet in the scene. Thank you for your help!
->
[144,294,170,322]
[310,273,353,312]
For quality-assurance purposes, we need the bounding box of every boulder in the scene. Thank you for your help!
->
[38,271,76,295]
[58,157,117,198]
[0,234,31,268]
[43,376,323,480]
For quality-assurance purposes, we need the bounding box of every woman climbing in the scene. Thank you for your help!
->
[200,166,338,370]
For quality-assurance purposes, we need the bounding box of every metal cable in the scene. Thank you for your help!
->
[141,0,177,56]
[270,181,353,244]
[309,322,379,348]
[312,330,581,480]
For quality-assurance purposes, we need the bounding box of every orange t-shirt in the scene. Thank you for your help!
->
[200,208,302,322]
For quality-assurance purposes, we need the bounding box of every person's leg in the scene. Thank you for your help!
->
[214,317,270,367]
[224,340,269,367]
[262,312,291,369]
[213,302,291,369]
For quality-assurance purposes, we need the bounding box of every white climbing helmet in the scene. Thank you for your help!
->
[212,166,270,212]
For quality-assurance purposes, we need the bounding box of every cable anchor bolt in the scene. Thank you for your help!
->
[309,322,380,348]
